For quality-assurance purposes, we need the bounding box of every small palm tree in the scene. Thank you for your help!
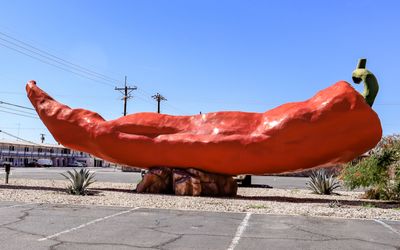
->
[307,169,340,195]
[61,169,96,195]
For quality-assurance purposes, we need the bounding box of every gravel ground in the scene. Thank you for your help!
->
[0,178,399,221]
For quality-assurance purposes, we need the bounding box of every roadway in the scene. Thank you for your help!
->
[1,167,310,189]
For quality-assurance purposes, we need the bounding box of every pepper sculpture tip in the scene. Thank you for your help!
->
[352,58,379,107]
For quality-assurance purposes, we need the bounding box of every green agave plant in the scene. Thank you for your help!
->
[307,169,340,195]
[61,168,96,195]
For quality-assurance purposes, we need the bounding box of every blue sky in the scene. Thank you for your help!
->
[0,0,399,144]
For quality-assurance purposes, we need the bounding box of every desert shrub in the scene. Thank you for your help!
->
[306,169,340,195]
[341,135,400,200]
[61,168,96,195]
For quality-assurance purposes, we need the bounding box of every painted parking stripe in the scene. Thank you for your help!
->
[0,203,34,209]
[227,212,252,250]
[374,219,400,236]
[38,207,139,241]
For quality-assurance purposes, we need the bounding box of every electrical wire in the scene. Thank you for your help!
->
[1,30,316,114]
[134,95,155,105]
[0,100,35,110]
[0,41,115,87]
[0,108,39,119]
[0,129,40,145]
[0,31,120,83]
[0,36,119,84]
[0,127,44,130]
[0,106,37,116]
[0,91,24,95]
[0,30,216,114]
[136,87,153,96]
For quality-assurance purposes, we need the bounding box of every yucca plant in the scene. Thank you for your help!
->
[307,169,340,195]
[61,169,96,195]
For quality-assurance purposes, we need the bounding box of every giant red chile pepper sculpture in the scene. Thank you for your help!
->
[26,59,382,175]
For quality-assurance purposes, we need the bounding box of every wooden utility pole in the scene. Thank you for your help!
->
[115,76,137,116]
[151,93,167,113]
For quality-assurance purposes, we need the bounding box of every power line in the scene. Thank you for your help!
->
[0,108,39,119]
[0,91,24,95]
[0,35,118,84]
[134,95,155,105]
[0,32,118,82]
[0,41,115,87]
[0,106,37,116]
[0,31,203,115]
[0,129,41,145]
[0,90,117,100]
[0,31,120,84]
[0,100,35,110]
[137,87,153,96]
[0,127,44,130]
[1,30,400,116]
[163,102,189,115]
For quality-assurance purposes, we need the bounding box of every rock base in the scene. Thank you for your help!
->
[136,167,237,196]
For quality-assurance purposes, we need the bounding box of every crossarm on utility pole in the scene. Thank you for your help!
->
[115,76,137,116]
[151,93,167,113]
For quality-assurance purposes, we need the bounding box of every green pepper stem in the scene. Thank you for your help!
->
[352,58,379,107]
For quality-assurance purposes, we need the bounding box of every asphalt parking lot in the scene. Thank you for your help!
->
[0,201,399,250]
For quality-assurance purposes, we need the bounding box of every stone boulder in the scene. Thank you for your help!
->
[136,167,237,196]
[136,167,172,194]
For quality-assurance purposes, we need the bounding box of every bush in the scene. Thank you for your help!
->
[61,168,96,195]
[306,169,340,195]
[341,135,400,200]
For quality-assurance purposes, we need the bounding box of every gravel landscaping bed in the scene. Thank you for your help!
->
[0,178,399,221]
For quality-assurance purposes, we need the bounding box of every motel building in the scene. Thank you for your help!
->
[0,139,105,167]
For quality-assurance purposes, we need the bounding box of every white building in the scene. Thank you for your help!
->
[0,139,106,167]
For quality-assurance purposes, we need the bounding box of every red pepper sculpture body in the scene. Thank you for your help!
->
[26,60,382,175]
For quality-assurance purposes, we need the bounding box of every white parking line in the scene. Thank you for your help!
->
[38,207,140,241]
[227,212,252,250]
[0,203,33,209]
[374,219,400,236]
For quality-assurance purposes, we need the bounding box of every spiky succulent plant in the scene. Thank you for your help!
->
[61,168,96,195]
[307,169,340,195]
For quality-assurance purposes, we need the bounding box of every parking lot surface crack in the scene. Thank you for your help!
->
[151,234,183,249]
[2,225,46,238]
[287,223,400,247]
[48,241,63,250]
[0,207,48,239]
[147,225,234,238]
[50,240,156,249]
[291,224,337,240]
[0,207,34,227]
